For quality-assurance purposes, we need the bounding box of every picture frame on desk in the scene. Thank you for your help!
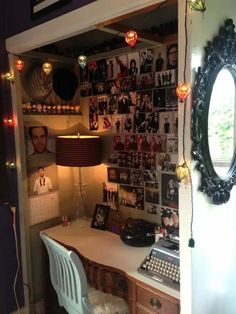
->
[91,204,110,230]
[31,0,71,19]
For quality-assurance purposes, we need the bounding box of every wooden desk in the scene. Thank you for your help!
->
[42,219,180,314]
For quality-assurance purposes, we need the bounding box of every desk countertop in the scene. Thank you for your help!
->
[41,219,180,300]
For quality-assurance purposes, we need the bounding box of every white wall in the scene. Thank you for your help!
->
[189,2,236,314]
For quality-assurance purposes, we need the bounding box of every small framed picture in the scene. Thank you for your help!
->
[91,204,110,230]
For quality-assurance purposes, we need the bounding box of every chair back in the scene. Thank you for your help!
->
[40,233,93,314]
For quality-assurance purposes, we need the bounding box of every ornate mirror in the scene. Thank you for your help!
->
[192,19,236,205]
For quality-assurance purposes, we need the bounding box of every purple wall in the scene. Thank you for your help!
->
[4,0,95,38]
[0,1,95,312]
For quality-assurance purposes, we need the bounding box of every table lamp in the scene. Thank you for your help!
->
[55,135,102,218]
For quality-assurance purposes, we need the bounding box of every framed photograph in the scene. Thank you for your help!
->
[91,204,110,230]
[31,0,71,19]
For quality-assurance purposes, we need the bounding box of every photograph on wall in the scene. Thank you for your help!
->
[137,73,154,90]
[89,96,98,113]
[119,185,144,210]
[123,114,134,133]
[166,43,178,70]
[129,91,140,109]
[28,164,58,197]
[117,93,131,114]
[128,51,140,76]
[153,45,167,72]
[119,168,130,184]
[116,55,128,77]
[113,135,125,151]
[89,112,99,130]
[80,81,91,97]
[125,135,137,151]
[130,169,144,187]
[102,182,118,210]
[159,111,174,134]
[160,152,177,173]
[138,135,152,152]
[92,81,106,95]
[107,57,118,80]
[120,77,132,93]
[107,95,118,114]
[106,79,120,95]
[166,134,178,154]
[153,88,166,110]
[160,207,179,235]
[97,59,107,81]
[25,125,56,169]
[88,61,98,82]
[140,49,154,74]
[145,181,159,204]
[107,152,118,165]
[133,112,146,133]
[118,152,130,168]
[173,110,178,136]
[161,173,179,209]
[97,95,108,115]
[107,167,120,183]
[101,115,112,130]
[166,87,178,108]
[155,69,177,88]
[139,90,153,112]
[146,111,159,133]
[111,115,123,133]
[145,203,159,216]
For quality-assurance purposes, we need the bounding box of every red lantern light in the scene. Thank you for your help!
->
[15,58,24,72]
[3,117,15,127]
[176,83,191,102]
[125,30,138,48]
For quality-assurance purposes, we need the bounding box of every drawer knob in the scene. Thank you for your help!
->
[150,297,162,309]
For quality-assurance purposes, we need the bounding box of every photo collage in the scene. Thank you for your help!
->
[81,44,179,236]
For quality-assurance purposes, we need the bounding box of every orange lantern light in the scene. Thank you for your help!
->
[125,30,138,48]
[176,83,191,102]
[15,58,24,72]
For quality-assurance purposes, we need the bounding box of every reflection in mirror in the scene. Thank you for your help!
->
[208,69,235,177]
[192,18,236,205]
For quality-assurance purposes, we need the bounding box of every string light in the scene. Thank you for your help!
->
[188,0,206,13]
[176,162,189,182]
[3,117,15,128]
[176,83,191,102]
[77,55,87,69]
[42,62,52,75]
[1,72,14,83]
[125,30,138,48]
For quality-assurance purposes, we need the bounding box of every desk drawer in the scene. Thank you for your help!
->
[136,285,179,314]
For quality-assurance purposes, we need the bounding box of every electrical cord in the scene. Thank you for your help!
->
[11,206,20,311]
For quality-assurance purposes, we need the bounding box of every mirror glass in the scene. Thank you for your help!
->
[208,68,235,177]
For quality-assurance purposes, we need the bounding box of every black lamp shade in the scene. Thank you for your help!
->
[56,135,102,167]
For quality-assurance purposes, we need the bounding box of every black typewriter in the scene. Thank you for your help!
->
[137,235,180,291]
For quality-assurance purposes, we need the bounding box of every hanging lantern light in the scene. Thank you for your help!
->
[77,55,87,69]
[176,83,191,102]
[175,162,189,182]
[3,117,15,127]
[15,58,24,72]
[188,0,206,13]
[125,30,138,48]
[42,62,52,75]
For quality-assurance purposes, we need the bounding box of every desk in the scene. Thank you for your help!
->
[42,219,180,314]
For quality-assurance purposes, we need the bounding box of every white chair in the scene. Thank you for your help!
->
[40,233,129,314]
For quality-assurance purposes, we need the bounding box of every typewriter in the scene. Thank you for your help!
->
[137,235,180,291]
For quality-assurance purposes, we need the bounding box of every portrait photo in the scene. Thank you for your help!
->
[161,173,179,209]
[119,185,144,210]
[116,55,128,78]
[140,49,154,74]
[107,95,118,114]
[160,207,179,235]
[128,51,140,76]
[111,115,123,133]
[91,204,110,230]
[166,43,178,70]
[159,111,174,134]
[102,182,118,210]
[107,167,120,183]
[107,57,118,80]
[153,45,166,72]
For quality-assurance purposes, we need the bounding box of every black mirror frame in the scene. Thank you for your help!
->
[191,18,236,205]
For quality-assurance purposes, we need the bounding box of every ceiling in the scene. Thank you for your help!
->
[31,0,178,61]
